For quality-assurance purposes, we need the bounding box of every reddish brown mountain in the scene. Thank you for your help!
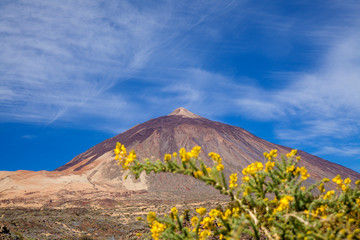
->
[0,108,359,207]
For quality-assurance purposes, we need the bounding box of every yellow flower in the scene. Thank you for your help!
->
[209,209,221,218]
[121,150,136,170]
[114,142,127,161]
[199,229,211,240]
[242,162,263,175]
[171,207,178,215]
[300,186,306,191]
[286,165,295,173]
[315,205,327,218]
[222,209,232,220]
[265,161,275,172]
[196,207,207,216]
[191,216,199,226]
[200,217,214,230]
[323,190,335,200]
[206,167,212,173]
[301,168,309,180]
[270,149,278,157]
[216,164,224,171]
[256,162,263,170]
[344,178,351,185]
[179,148,191,162]
[332,175,343,185]
[295,166,310,180]
[127,150,136,161]
[331,175,348,191]
[190,146,201,158]
[280,195,294,205]
[304,210,309,218]
[209,152,222,164]
[194,170,203,178]
[150,221,166,240]
[274,195,294,213]
[242,176,250,182]
[232,207,240,218]
[179,148,186,155]
[229,173,238,188]
[317,183,325,193]
[114,143,137,170]
[286,149,298,158]
[173,152,178,158]
[341,184,348,192]
[164,154,172,162]
[264,149,278,160]
[114,146,120,156]
[147,212,156,224]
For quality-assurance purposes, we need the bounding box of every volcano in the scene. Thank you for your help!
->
[1,108,359,207]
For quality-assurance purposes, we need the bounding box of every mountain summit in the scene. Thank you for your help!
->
[168,107,203,118]
[0,108,359,207]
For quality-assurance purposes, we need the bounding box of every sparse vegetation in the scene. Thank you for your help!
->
[79,234,94,240]
[0,206,147,239]
[0,200,220,239]
[115,143,360,239]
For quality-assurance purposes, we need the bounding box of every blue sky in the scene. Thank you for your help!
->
[1,1,360,173]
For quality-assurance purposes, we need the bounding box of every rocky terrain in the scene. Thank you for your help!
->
[0,195,226,239]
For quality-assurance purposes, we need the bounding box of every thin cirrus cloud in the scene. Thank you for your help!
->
[1,0,360,164]
[0,0,174,124]
[0,0,238,126]
[235,31,360,132]
[233,29,360,158]
[314,146,360,157]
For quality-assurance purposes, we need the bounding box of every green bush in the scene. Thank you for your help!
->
[114,143,360,240]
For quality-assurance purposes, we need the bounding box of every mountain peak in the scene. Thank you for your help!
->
[168,107,202,119]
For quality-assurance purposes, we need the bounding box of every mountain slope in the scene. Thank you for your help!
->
[56,108,360,182]
[0,108,359,207]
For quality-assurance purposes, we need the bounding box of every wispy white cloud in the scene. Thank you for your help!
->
[0,0,241,126]
[234,30,360,135]
[275,120,359,143]
[314,146,360,157]
[223,18,360,165]
[136,68,251,118]
[22,135,37,140]
[0,0,172,123]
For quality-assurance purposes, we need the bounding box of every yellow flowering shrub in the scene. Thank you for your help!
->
[114,143,360,239]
